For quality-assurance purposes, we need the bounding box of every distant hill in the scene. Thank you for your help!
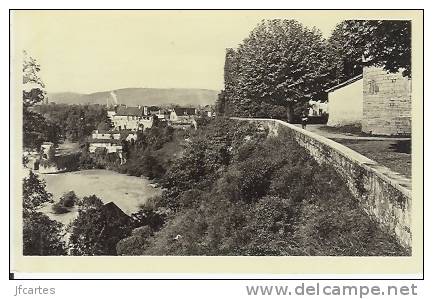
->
[47,88,219,107]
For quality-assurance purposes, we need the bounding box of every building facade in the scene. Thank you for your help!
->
[325,75,363,127]
[169,107,197,122]
[362,66,411,136]
[111,106,153,131]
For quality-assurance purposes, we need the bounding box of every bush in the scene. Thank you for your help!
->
[59,191,78,208]
[51,202,69,214]
[116,235,148,256]
[78,195,104,211]
[23,212,67,255]
[131,207,167,231]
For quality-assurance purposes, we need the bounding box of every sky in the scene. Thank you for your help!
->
[12,11,348,94]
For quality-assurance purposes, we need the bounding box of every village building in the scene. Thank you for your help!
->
[89,129,137,152]
[308,100,328,117]
[325,66,411,136]
[325,74,363,127]
[169,107,197,129]
[92,131,121,140]
[107,109,116,122]
[40,141,54,159]
[198,105,216,118]
[88,139,123,154]
[169,107,197,122]
[148,106,170,120]
[110,105,153,131]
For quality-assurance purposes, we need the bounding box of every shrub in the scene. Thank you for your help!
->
[23,212,67,255]
[141,119,408,256]
[78,195,104,211]
[51,202,69,214]
[58,191,78,208]
[131,207,167,231]
[116,235,147,256]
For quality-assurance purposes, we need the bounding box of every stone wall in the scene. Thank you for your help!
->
[231,117,412,250]
[362,66,411,136]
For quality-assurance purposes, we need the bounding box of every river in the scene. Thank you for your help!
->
[38,169,162,226]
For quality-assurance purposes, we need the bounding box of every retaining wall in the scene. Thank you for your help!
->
[231,117,412,249]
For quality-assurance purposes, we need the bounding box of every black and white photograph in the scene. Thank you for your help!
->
[9,10,423,274]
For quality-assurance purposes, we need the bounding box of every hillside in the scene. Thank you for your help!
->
[48,88,219,107]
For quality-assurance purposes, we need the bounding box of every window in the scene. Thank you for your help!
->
[368,80,380,94]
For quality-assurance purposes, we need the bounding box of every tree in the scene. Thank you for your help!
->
[364,20,411,77]
[69,197,133,255]
[97,120,110,132]
[221,20,335,122]
[23,171,53,214]
[22,171,66,255]
[22,52,61,149]
[78,195,104,211]
[328,21,364,83]
[23,212,67,255]
[329,20,411,79]
[23,51,46,108]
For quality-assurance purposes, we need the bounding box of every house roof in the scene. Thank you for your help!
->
[325,74,363,93]
[101,202,130,220]
[148,106,160,112]
[115,106,144,116]
[89,139,123,145]
[173,107,196,116]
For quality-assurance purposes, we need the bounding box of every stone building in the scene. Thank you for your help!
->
[110,106,153,131]
[325,66,411,136]
[169,107,197,129]
[88,139,123,154]
[362,66,411,136]
[169,107,197,122]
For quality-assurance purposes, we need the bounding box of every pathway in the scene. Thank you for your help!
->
[295,124,411,141]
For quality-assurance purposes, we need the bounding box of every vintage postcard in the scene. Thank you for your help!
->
[9,10,423,277]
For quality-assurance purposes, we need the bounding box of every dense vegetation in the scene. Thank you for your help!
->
[78,123,185,181]
[34,103,111,143]
[115,119,407,256]
[23,171,67,255]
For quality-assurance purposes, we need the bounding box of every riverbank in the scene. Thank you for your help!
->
[39,169,162,226]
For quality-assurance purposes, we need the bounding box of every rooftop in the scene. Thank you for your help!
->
[173,107,196,116]
[325,74,363,93]
[115,106,145,116]
[89,139,123,145]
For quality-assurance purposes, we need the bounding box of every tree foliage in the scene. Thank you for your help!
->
[22,171,53,214]
[221,20,335,121]
[35,103,110,142]
[115,119,408,256]
[220,20,411,120]
[69,196,133,255]
[23,211,67,255]
[22,52,61,150]
[22,171,66,255]
[329,20,411,80]
[23,51,46,108]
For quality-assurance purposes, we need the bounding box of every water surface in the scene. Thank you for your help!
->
[39,169,162,226]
